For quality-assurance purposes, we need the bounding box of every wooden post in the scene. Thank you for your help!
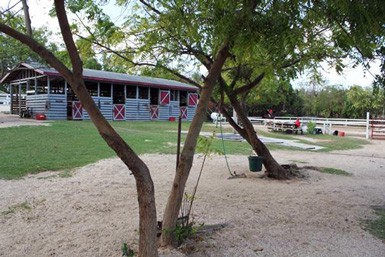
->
[176,115,182,170]
[366,111,370,140]
[18,83,21,115]
[47,75,51,95]
[10,84,13,114]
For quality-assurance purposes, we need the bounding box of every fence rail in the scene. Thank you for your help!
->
[249,116,367,126]
[247,112,384,140]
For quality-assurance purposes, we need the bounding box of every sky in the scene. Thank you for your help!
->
[293,61,381,89]
[1,0,382,88]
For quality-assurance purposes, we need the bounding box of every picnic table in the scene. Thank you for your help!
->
[266,120,303,134]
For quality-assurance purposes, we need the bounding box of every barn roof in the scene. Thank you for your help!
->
[0,63,199,92]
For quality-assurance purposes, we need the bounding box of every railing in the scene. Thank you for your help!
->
[247,113,373,139]
[249,116,367,126]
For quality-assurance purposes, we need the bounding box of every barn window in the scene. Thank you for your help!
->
[49,79,65,94]
[138,87,149,99]
[170,90,178,101]
[100,83,111,97]
[85,81,98,96]
[150,88,159,104]
[27,79,36,95]
[126,85,137,98]
[180,91,187,106]
[113,84,125,104]
[36,79,48,94]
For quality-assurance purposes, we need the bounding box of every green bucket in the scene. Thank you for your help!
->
[248,156,264,172]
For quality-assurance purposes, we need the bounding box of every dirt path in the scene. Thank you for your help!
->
[0,113,50,128]
[0,139,385,256]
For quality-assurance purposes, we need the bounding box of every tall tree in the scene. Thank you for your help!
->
[64,0,258,246]
[0,1,158,256]
[346,85,385,118]
[15,0,384,247]
[86,0,384,244]
[0,0,236,252]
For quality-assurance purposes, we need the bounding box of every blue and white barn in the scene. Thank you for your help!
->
[0,63,199,121]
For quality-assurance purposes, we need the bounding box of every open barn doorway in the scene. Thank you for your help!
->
[113,84,126,120]
[66,86,80,120]
[10,83,27,116]
[150,88,159,120]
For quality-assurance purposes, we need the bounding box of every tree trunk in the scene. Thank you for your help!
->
[0,13,159,257]
[220,85,291,180]
[160,44,230,247]
[21,0,33,37]
[68,79,159,257]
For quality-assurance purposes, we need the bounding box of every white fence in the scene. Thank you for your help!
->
[248,112,379,139]
[0,94,10,105]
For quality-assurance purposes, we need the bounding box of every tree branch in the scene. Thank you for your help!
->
[74,33,202,88]
[139,0,162,15]
[234,72,265,95]
[0,22,73,79]
[54,0,83,75]
[21,0,32,37]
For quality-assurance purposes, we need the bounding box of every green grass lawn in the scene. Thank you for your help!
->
[0,120,367,179]
[258,129,369,152]
[365,208,385,241]
[0,121,251,179]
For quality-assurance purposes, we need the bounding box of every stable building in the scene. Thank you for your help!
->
[0,63,199,121]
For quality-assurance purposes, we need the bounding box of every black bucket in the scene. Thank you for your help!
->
[248,156,264,172]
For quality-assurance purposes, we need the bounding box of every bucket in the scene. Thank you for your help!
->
[35,113,46,120]
[168,117,176,122]
[248,156,264,172]
[338,131,345,137]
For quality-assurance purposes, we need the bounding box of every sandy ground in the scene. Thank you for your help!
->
[0,113,50,128]
[0,116,385,257]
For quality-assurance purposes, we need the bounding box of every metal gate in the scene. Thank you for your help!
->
[371,118,385,140]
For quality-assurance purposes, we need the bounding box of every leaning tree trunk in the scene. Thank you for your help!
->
[0,6,158,256]
[160,44,230,247]
[21,0,33,37]
[221,87,292,180]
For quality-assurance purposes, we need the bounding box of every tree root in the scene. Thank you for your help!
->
[266,163,307,179]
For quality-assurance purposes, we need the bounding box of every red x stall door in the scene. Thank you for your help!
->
[150,105,159,120]
[188,93,198,106]
[72,101,83,120]
[180,106,187,119]
[159,90,170,105]
[113,104,125,120]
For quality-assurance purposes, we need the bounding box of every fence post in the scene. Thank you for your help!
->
[366,112,370,139]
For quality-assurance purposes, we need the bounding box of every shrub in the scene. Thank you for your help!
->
[307,121,316,134]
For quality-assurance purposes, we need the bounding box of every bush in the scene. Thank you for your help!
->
[307,121,316,134]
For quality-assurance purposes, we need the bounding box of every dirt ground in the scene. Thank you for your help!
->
[0,113,50,128]
[0,114,384,257]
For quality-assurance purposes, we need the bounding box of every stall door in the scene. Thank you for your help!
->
[159,90,170,105]
[150,105,159,120]
[113,85,126,120]
[180,107,187,120]
[188,93,198,106]
[72,101,83,120]
[113,104,125,120]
